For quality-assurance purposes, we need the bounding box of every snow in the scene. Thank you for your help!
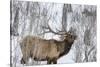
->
[11,1,96,66]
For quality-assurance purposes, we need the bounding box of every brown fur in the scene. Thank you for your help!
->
[20,33,76,64]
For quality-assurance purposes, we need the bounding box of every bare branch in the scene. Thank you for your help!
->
[88,46,95,56]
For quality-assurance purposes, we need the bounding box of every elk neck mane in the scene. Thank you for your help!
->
[56,39,74,58]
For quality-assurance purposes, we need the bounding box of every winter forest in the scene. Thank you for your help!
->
[10,0,97,67]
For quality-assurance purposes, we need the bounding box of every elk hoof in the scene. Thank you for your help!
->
[21,58,26,64]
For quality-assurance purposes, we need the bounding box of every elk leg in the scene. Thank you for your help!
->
[52,58,57,64]
[47,59,57,64]
[47,59,52,64]
[21,57,26,64]
[20,56,29,64]
[53,60,57,64]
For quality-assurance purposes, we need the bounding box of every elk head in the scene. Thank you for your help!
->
[57,32,77,58]
[63,32,77,44]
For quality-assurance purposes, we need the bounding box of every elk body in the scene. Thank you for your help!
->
[20,32,77,64]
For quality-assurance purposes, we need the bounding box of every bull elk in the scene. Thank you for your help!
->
[20,23,77,64]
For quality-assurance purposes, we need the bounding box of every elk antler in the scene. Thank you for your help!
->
[42,22,66,35]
